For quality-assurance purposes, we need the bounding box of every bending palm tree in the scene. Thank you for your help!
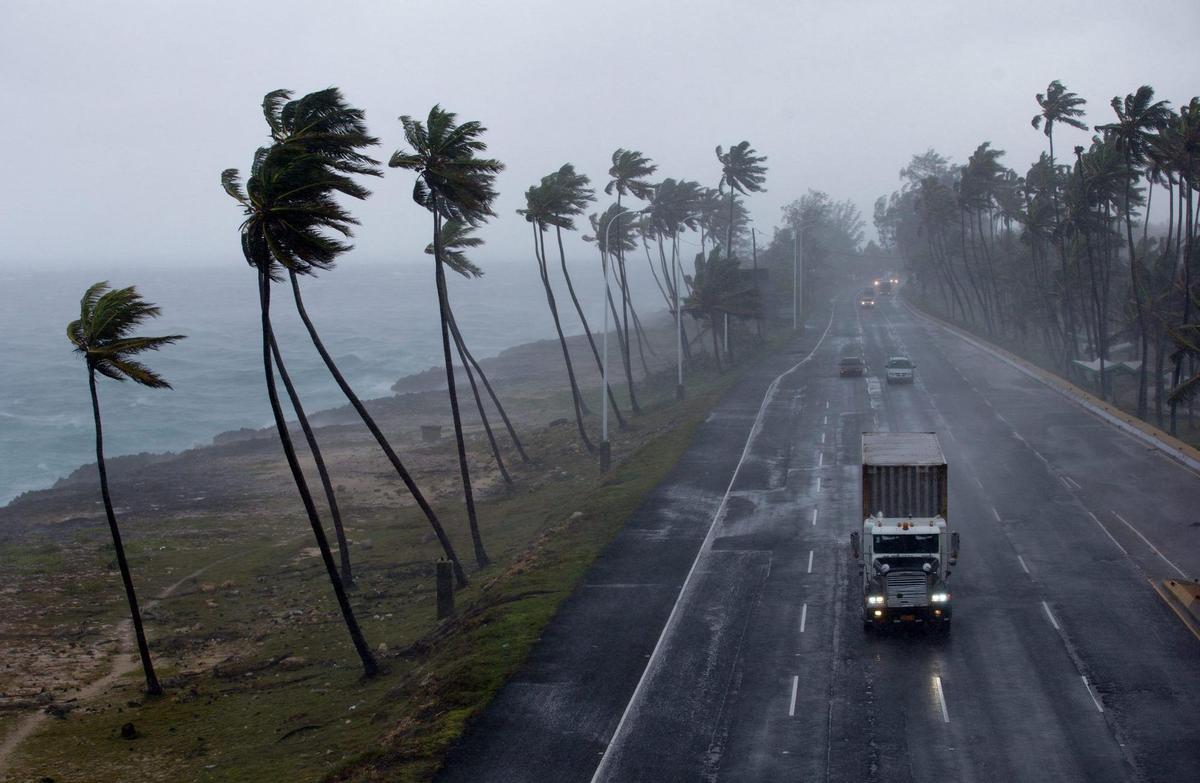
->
[520,182,595,452]
[390,105,505,570]
[1096,86,1173,419]
[68,282,184,696]
[606,149,658,413]
[683,250,760,373]
[225,88,469,591]
[715,141,768,259]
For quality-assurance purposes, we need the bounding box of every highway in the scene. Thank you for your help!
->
[439,286,1200,783]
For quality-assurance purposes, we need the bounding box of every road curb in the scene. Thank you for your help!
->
[902,297,1200,476]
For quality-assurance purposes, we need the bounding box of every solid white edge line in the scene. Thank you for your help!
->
[1081,676,1104,713]
[1042,600,1060,630]
[1087,511,1130,556]
[991,507,1001,522]
[800,603,808,633]
[1111,510,1187,578]
[788,675,799,716]
[1017,554,1031,575]
[589,300,839,782]
[933,676,950,723]
[903,300,1200,477]
[807,550,814,574]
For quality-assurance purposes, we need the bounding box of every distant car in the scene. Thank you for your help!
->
[859,288,876,308]
[885,270,900,285]
[877,280,894,296]
[885,355,915,384]
[839,355,867,377]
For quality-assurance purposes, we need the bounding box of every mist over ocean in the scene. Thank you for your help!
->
[0,257,662,505]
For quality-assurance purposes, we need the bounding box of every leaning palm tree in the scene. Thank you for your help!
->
[519,182,595,452]
[542,164,627,428]
[1096,86,1173,419]
[423,219,520,486]
[225,89,469,597]
[389,105,505,570]
[68,282,184,696]
[1032,80,1088,363]
[683,250,760,373]
[715,141,768,259]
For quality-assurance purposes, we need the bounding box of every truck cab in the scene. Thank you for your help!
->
[852,433,958,631]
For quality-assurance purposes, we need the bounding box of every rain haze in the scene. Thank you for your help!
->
[3,2,1200,782]
[1,0,1196,269]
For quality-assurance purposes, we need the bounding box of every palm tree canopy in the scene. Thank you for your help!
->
[1095,86,1173,167]
[222,88,380,279]
[1031,79,1088,137]
[605,148,657,201]
[646,178,704,237]
[683,248,761,319]
[517,182,555,232]
[716,141,768,195]
[583,203,643,255]
[542,163,596,230]
[389,105,505,226]
[424,219,484,278]
[68,282,184,388]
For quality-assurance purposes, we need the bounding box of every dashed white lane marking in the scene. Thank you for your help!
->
[811,508,818,526]
[991,507,1001,522]
[1081,676,1104,713]
[1017,554,1031,574]
[800,603,808,633]
[818,452,824,468]
[825,401,829,409]
[821,432,826,444]
[807,550,814,574]
[823,415,828,425]
[1087,511,1130,556]
[1063,475,1082,490]
[788,675,799,716]
[933,676,950,723]
[816,477,822,492]
[1042,601,1060,631]
[1111,510,1187,577]
[974,476,983,489]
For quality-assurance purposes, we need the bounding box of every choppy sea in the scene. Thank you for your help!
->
[0,256,660,505]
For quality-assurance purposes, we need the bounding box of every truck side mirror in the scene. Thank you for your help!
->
[850,532,860,560]
[950,531,960,565]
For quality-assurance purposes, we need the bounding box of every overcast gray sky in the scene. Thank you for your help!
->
[2,0,1197,271]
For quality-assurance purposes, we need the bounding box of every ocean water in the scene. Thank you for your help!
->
[0,256,661,505]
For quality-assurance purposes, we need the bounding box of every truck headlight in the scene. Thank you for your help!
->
[867,594,885,605]
[931,592,950,603]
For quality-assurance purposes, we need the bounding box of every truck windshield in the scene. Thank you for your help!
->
[873,533,938,554]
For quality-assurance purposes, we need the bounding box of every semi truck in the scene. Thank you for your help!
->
[850,432,958,631]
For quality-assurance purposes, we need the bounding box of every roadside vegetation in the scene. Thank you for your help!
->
[876,80,1200,440]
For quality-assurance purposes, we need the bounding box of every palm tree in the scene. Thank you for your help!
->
[542,164,628,428]
[1033,80,1088,364]
[68,282,184,696]
[1096,86,1173,419]
[225,88,469,591]
[389,105,505,570]
[519,182,595,452]
[683,250,760,372]
[605,149,658,412]
[423,219,520,486]
[715,141,768,259]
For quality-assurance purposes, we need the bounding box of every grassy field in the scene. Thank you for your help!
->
[1,337,777,783]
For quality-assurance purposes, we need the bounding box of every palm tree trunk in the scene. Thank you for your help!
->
[446,306,529,462]
[534,222,595,452]
[269,332,354,586]
[434,210,489,569]
[556,226,627,428]
[259,272,379,678]
[88,368,162,696]
[287,271,468,588]
[445,301,513,487]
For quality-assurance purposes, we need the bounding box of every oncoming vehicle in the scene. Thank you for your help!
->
[885,355,914,384]
[851,433,958,631]
[839,355,866,377]
[877,279,894,296]
[859,288,876,308]
[885,270,900,285]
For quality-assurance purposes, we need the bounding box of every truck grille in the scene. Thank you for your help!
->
[885,571,928,607]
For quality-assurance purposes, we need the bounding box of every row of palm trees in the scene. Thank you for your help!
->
[877,80,1200,434]
[70,88,789,691]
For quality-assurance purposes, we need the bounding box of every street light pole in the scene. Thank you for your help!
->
[792,218,803,331]
[600,208,641,470]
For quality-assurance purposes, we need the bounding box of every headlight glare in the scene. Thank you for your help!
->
[867,594,885,605]
[931,592,950,603]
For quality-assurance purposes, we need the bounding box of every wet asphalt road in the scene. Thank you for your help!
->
[439,288,1200,782]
